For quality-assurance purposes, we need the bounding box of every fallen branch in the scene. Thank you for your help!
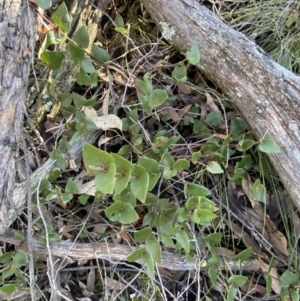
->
[0,229,284,272]
[142,0,300,211]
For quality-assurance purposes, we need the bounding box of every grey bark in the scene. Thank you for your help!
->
[0,0,108,234]
[0,0,34,225]
[142,0,300,211]
[6,233,282,272]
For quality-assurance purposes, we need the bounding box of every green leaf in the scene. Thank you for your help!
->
[208,267,218,285]
[49,233,61,242]
[204,233,222,245]
[46,192,58,201]
[118,145,131,157]
[240,155,252,170]
[49,149,67,170]
[139,78,152,95]
[83,143,114,175]
[251,179,266,203]
[47,167,61,182]
[61,193,73,203]
[184,183,211,197]
[266,274,272,295]
[289,289,299,301]
[113,188,136,207]
[230,117,248,138]
[228,275,248,287]
[76,67,91,86]
[172,61,187,82]
[134,228,151,243]
[173,159,190,171]
[258,138,280,153]
[0,252,13,263]
[14,250,28,265]
[146,235,162,264]
[207,161,224,174]
[65,179,78,194]
[111,153,133,193]
[186,43,200,65]
[234,247,252,262]
[160,233,176,248]
[115,26,127,34]
[175,230,190,253]
[36,0,51,9]
[205,111,222,127]
[105,202,139,224]
[79,195,89,205]
[193,119,211,135]
[130,165,149,203]
[207,255,220,268]
[280,270,299,288]
[40,51,64,70]
[51,2,71,33]
[15,269,27,285]
[227,287,237,301]
[1,265,16,280]
[95,163,116,194]
[40,31,60,53]
[161,153,177,179]
[73,25,90,48]
[0,284,18,295]
[141,250,155,278]
[115,14,125,27]
[149,89,168,108]
[40,179,52,191]
[39,233,61,243]
[128,247,145,262]
[72,92,96,107]
[185,196,200,210]
[92,45,111,64]
[194,209,217,225]
[138,93,152,114]
[13,232,25,242]
[237,139,256,152]
[89,72,98,87]
[138,157,161,190]
[80,57,96,73]
[68,43,84,64]
[58,93,73,107]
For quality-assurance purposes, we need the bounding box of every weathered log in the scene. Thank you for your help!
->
[2,232,280,272]
[0,0,108,234]
[0,1,34,224]
[142,0,300,211]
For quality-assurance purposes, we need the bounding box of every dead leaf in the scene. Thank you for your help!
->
[291,211,300,239]
[225,219,262,256]
[78,280,93,297]
[98,135,113,146]
[215,247,235,258]
[240,279,267,295]
[264,216,289,256]
[259,258,281,294]
[160,106,179,121]
[117,226,134,244]
[205,92,220,112]
[200,99,207,121]
[105,277,126,291]
[77,180,96,196]
[84,107,122,131]
[177,104,192,120]
[242,179,289,256]
[86,269,95,293]
[177,82,192,94]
